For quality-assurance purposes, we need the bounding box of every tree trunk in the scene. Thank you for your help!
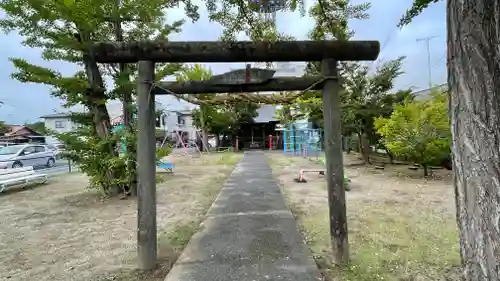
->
[357,132,370,164]
[422,164,429,177]
[80,30,120,196]
[386,151,394,164]
[231,134,237,149]
[198,105,210,152]
[356,134,362,153]
[215,133,220,150]
[448,1,500,280]
[202,128,209,151]
[380,144,394,164]
[89,102,120,196]
[112,11,137,196]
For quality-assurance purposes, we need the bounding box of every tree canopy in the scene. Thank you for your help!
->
[0,0,197,194]
[0,121,10,135]
[399,0,441,26]
[374,89,451,176]
[175,64,259,143]
[25,121,49,135]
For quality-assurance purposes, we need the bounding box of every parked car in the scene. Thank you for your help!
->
[0,144,56,169]
[46,143,66,159]
[0,142,16,147]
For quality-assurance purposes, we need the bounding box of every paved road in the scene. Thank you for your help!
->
[35,160,79,176]
[164,151,322,281]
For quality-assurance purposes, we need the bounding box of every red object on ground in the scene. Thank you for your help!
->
[269,135,273,150]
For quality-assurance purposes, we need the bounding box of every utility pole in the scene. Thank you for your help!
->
[416,36,437,88]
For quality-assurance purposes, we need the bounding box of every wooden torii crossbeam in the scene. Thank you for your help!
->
[90,40,380,63]
[153,67,327,105]
[89,39,380,270]
[152,75,325,95]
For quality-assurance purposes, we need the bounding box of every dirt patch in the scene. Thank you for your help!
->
[266,151,461,281]
[0,153,242,281]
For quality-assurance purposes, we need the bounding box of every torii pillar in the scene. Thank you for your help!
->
[90,40,380,269]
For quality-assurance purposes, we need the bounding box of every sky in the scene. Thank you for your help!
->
[0,0,446,125]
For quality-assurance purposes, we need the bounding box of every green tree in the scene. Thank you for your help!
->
[0,121,9,135]
[369,89,415,162]
[277,0,370,126]
[294,58,409,163]
[401,1,500,279]
[174,64,259,149]
[175,64,213,151]
[284,0,409,164]
[191,101,259,148]
[340,58,407,163]
[192,107,230,148]
[399,0,441,27]
[25,121,49,135]
[374,90,450,176]
[205,0,305,41]
[0,0,197,195]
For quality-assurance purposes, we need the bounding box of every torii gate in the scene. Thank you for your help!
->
[90,40,380,269]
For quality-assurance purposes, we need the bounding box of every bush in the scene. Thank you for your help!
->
[374,90,451,176]
[57,126,128,194]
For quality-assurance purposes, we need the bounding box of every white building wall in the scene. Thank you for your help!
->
[163,110,197,139]
[181,115,197,140]
[106,102,123,121]
[107,101,171,131]
[44,117,78,134]
[42,102,196,137]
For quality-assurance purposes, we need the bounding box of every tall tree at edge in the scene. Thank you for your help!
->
[401,1,500,280]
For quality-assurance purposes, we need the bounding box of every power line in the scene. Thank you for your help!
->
[0,98,53,114]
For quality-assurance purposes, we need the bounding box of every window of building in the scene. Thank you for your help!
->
[155,116,161,128]
[55,121,65,128]
[178,116,185,125]
[162,115,167,127]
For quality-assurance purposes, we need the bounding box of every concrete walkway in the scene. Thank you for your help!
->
[164,151,323,281]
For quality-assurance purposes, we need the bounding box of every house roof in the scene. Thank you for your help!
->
[413,83,448,100]
[0,125,41,138]
[40,112,71,119]
[166,109,192,115]
[5,125,27,136]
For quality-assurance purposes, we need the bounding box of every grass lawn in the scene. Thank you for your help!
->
[267,151,461,281]
[0,152,242,281]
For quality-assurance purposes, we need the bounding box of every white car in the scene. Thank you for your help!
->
[0,144,56,169]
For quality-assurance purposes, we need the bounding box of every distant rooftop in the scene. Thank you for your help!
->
[40,112,71,119]
[166,109,192,115]
[413,83,448,101]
